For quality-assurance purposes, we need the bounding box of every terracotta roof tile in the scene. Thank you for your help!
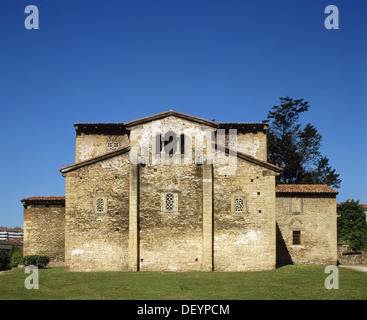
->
[59,146,130,173]
[215,143,282,172]
[21,196,65,201]
[21,196,65,207]
[0,227,23,232]
[276,184,338,194]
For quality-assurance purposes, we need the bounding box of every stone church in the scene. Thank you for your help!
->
[21,110,338,272]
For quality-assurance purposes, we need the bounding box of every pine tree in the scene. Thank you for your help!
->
[267,96,341,188]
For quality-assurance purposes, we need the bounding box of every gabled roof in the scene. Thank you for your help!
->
[124,110,218,128]
[73,110,268,134]
[59,146,130,174]
[215,143,282,172]
[276,184,338,194]
[59,144,281,174]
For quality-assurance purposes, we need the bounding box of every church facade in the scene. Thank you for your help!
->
[21,110,338,271]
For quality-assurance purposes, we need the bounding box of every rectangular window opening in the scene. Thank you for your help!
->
[293,231,301,245]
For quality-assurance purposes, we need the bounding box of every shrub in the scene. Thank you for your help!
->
[22,255,50,268]
[9,247,23,268]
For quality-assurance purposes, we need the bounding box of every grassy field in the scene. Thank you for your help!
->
[0,265,366,300]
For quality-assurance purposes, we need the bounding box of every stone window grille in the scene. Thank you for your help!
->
[95,197,106,214]
[162,192,178,213]
[217,129,236,149]
[231,194,246,213]
[165,193,174,212]
[224,134,229,147]
[234,197,244,213]
[107,136,119,152]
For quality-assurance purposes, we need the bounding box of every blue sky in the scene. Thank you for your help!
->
[0,0,366,227]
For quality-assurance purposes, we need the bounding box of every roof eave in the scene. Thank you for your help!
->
[59,146,131,174]
[124,110,218,128]
[214,143,282,172]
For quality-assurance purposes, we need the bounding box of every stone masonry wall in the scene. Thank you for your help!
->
[139,162,204,271]
[237,132,267,161]
[131,116,211,271]
[23,205,65,267]
[213,158,277,271]
[64,116,277,272]
[276,195,337,266]
[337,243,367,265]
[64,152,130,271]
[75,133,129,162]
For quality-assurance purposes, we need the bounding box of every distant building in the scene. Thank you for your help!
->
[0,227,23,251]
[0,227,23,241]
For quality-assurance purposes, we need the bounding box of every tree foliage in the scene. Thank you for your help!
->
[267,96,341,188]
[337,200,367,251]
[0,246,23,271]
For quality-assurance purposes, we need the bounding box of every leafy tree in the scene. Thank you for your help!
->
[337,200,367,251]
[267,96,341,188]
[0,250,10,271]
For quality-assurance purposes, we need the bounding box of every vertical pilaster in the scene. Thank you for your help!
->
[202,162,213,271]
[128,162,139,271]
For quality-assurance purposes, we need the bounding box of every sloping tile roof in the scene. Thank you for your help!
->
[21,196,65,201]
[59,146,130,174]
[59,144,282,174]
[21,196,65,207]
[0,227,23,232]
[276,184,338,194]
[215,143,282,172]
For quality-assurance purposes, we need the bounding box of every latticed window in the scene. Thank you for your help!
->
[231,194,246,213]
[218,129,236,149]
[107,136,119,151]
[224,134,229,148]
[165,193,174,212]
[162,192,178,213]
[234,197,244,213]
[96,197,105,213]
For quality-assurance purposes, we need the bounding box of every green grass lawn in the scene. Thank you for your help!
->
[0,265,366,300]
